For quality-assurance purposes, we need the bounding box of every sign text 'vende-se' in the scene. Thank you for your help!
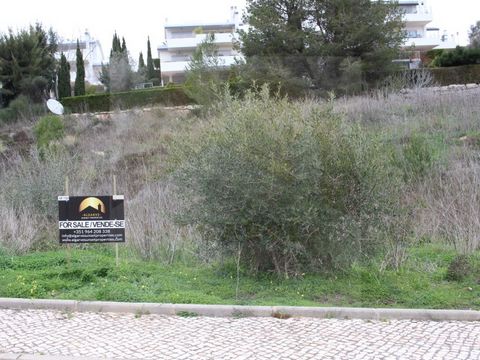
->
[58,195,125,243]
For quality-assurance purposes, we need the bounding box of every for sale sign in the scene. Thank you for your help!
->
[58,195,125,243]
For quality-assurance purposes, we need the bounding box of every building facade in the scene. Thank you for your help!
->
[56,31,105,85]
[157,2,457,80]
[398,0,457,68]
[157,6,242,84]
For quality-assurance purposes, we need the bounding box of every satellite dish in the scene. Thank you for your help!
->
[46,99,64,115]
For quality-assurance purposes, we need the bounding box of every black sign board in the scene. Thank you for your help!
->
[58,195,125,244]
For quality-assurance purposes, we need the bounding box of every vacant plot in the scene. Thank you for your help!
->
[0,88,479,308]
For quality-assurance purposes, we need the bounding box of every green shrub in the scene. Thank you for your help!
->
[61,86,193,113]
[171,88,404,275]
[85,83,104,95]
[33,115,64,149]
[445,255,472,282]
[400,133,443,181]
[429,64,480,85]
[0,95,45,123]
[432,46,480,67]
[387,65,480,87]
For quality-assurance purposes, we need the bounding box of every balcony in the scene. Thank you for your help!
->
[404,36,441,51]
[161,55,240,74]
[404,12,433,26]
[160,33,237,51]
[402,4,433,26]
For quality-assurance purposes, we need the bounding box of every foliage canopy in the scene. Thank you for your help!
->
[0,24,57,107]
[239,0,405,92]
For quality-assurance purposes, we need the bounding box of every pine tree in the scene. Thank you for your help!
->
[146,36,155,81]
[0,24,58,105]
[58,53,71,99]
[74,40,85,96]
[240,0,404,89]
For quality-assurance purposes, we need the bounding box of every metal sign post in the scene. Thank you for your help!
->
[65,176,71,266]
[113,175,119,267]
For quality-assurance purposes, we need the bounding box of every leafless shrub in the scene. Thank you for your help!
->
[416,150,480,254]
[381,69,436,95]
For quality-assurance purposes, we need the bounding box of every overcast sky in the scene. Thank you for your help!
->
[0,0,478,65]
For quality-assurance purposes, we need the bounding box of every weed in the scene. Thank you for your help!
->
[60,310,74,320]
[232,310,251,319]
[446,255,472,282]
[134,310,150,319]
[272,312,291,320]
[176,311,198,318]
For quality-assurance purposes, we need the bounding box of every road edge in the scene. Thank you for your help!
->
[0,298,479,321]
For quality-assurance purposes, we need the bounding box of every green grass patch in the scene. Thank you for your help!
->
[0,245,479,309]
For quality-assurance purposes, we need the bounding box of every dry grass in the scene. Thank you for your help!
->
[416,149,480,254]
[336,87,480,137]
[127,182,200,263]
[337,88,480,254]
[0,107,201,258]
[0,198,40,253]
[1,88,480,260]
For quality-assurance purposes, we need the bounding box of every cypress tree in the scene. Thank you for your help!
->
[110,33,121,57]
[146,36,155,80]
[138,52,145,70]
[58,53,71,99]
[74,40,85,96]
[121,37,127,54]
[100,32,133,92]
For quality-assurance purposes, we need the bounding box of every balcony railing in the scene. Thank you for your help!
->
[161,55,241,73]
[402,4,433,23]
[161,33,238,50]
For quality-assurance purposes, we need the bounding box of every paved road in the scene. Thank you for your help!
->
[0,309,479,359]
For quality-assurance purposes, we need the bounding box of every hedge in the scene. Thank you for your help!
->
[429,64,480,86]
[61,85,194,113]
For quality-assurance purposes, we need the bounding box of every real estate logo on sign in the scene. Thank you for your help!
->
[58,195,125,244]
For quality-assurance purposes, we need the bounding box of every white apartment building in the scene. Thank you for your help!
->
[158,6,242,84]
[398,0,457,68]
[56,30,105,85]
[158,2,457,80]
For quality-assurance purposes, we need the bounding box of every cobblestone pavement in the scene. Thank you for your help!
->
[0,309,479,359]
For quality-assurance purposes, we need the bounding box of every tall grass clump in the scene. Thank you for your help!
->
[0,196,40,254]
[0,149,77,252]
[127,182,201,263]
[171,88,405,276]
[416,150,480,254]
